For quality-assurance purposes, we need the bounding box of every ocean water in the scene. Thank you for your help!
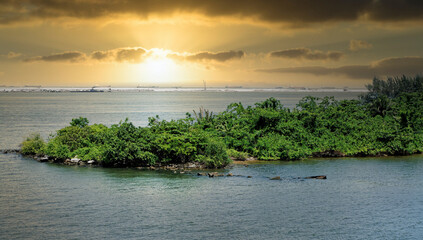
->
[1,91,423,240]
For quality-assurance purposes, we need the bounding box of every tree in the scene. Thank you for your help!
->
[70,117,89,128]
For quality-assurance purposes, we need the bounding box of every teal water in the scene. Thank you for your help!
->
[1,91,423,239]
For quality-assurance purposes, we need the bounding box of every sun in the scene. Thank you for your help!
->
[138,49,179,84]
[144,56,174,76]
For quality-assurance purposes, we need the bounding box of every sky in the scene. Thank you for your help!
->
[1,0,423,88]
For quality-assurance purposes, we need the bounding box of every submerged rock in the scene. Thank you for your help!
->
[304,175,327,180]
[270,176,281,180]
[1,149,19,154]
[208,172,224,177]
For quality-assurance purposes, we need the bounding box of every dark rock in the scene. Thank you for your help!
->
[208,172,224,177]
[197,172,207,176]
[270,176,281,180]
[1,149,19,154]
[304,175,327,180]
[247,176,252,178]
[227,173,233,177]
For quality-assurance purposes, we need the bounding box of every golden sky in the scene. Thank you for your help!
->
[1,0,423,88]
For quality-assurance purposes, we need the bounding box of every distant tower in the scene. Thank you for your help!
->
[203,80,207,91]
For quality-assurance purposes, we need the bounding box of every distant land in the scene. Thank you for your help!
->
[0,86,367,93]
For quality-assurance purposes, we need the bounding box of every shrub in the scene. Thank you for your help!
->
[70,117,89,128]
[21,133,45,155]
[44,140,71,159]
[227,149,249,160]
[201,138,231,168]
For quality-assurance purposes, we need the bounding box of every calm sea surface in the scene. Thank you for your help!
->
[1,91,423,239]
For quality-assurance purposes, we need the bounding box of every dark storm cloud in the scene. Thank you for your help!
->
[185,50,245,62]
[257,57,423,79]
[2,0,423,25]
[270,48,343,61]
[23,51,85,62]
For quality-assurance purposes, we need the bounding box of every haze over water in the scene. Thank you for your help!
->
[1,91,423,239]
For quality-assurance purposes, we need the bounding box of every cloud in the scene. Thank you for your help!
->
[91,48,148,63]
[115,48,147,63]
[257,56,423,79]
[22,47,244,64]
[2,1,423,26]
[270,48,343,61]
[90,48,244,63]
[349,40,373,51]
[7,51,22,59]
[23,51,86,63]
[91,51,113,61]
[23,48,148,63]
[183,50,245,62]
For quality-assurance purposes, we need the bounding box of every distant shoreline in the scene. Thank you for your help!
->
[0,87,367,93]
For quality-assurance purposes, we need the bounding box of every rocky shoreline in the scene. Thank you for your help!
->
[2,148,417,165]
[2,149,328,180]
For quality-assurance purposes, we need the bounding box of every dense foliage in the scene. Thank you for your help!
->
[22,76,423,167]
[21,133,45,155]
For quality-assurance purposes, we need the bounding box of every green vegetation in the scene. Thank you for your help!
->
[21,75,423,167]
[21,133,45,155]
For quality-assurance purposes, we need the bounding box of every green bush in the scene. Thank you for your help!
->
[202,138,230,168]
[227,149,249,160]
[70,117,89,128]
[44,139,71,159]
[21,133,45,155]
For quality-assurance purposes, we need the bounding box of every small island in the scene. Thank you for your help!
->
[20,76,423,169]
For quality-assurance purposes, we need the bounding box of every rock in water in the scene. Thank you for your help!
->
[270,176,281,180]
[304,175,327,179]
[38,156,49,162]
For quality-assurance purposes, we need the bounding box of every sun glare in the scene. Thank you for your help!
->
[137,48,180,84]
